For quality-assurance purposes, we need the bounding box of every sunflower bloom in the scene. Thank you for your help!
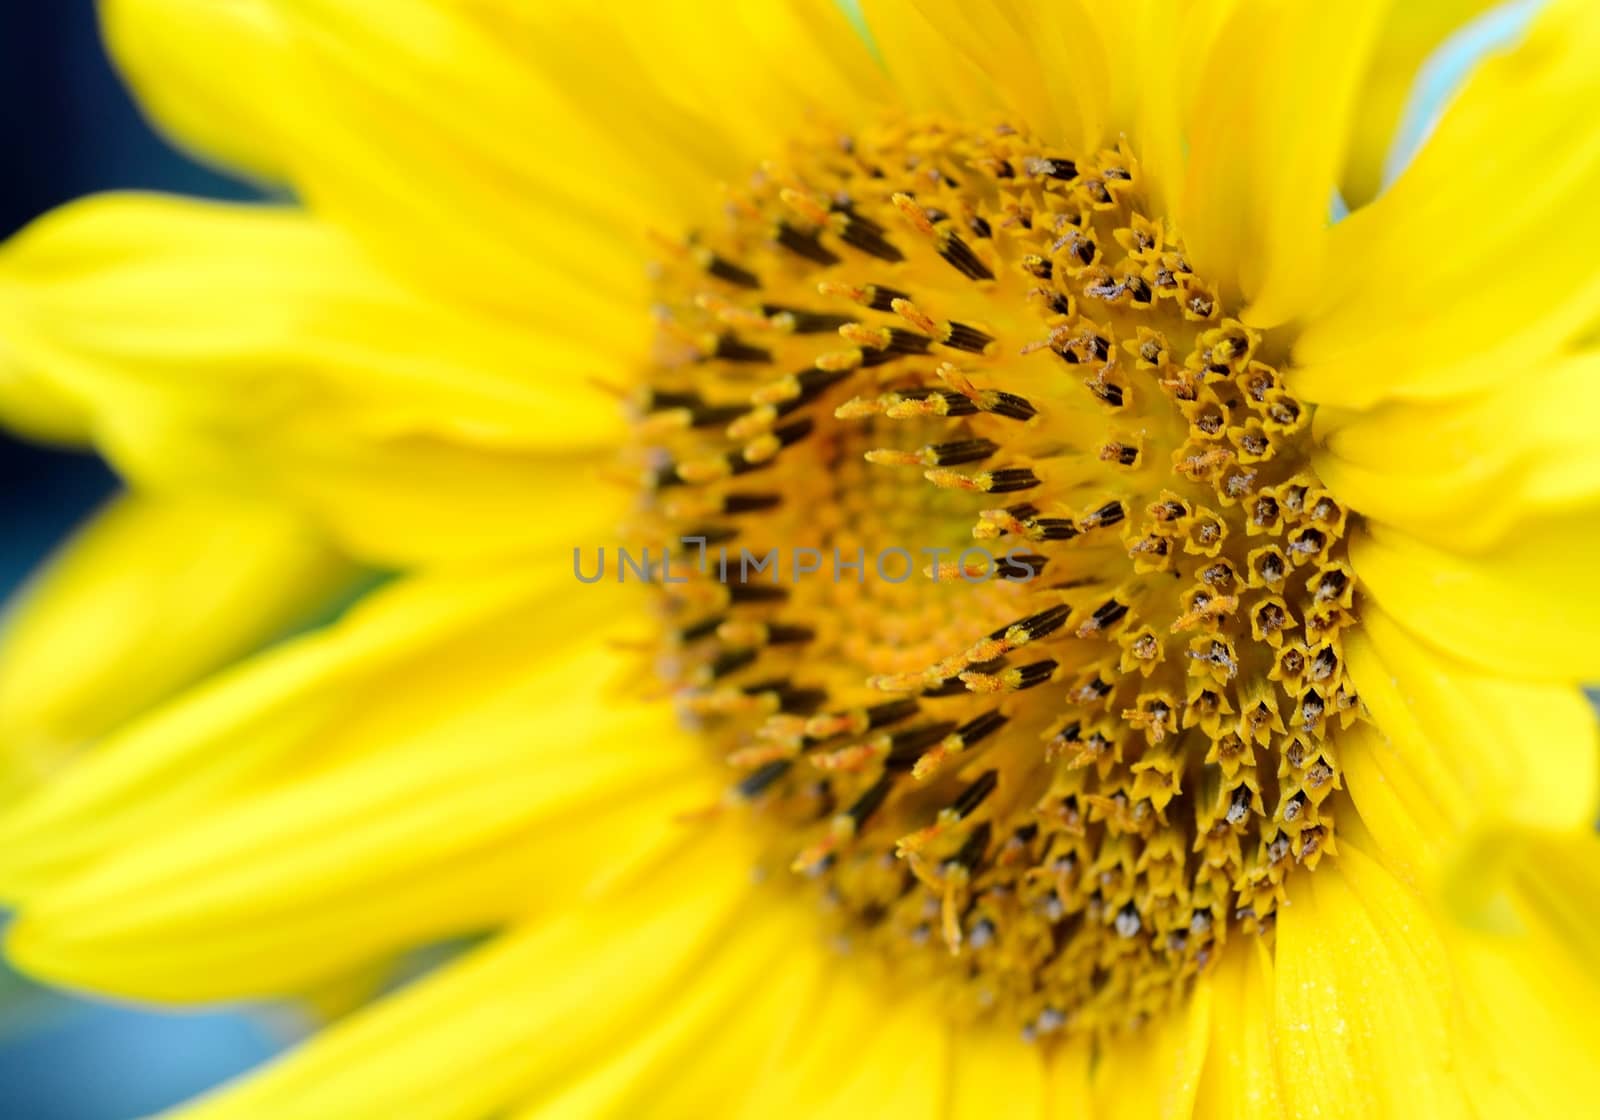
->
[2,0,1599,1116]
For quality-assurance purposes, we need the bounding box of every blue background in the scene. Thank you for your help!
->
[0,4,288,1117]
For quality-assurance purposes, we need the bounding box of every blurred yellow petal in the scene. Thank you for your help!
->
[1337,722,1451,884]
[1437,828,1600,1114]
[0,491,351,802]
[858,0,1009,121]
[298,956,396,1025]
[1273,845,1470,1120]
[1313,348,1600,553]
[1447,911,1600,1115]
[889,0,1111,149]
[1350,517,1600,681]
[509,898,799,1119]
[1091,981,1211,1120]
[726,964,943,1119]
[1294,0,1600,406]
[0,193,628,566]
[1043,1037,1093,1115]
[259,0,747,339]
[1194,940,1280,1120]
[780,990,947,1116]
[1340,0,1501,207]
[7,701,713,1000]
[612,0,889,164]
[1093,0,1236,219]
[162,824,758,1120]
[1180,0,1391,324]
[1342,604,1598,881]
[552,922,829,1120]
[101,0,288,181]
[948,1025,1046,1119]
[0,363,87,445]
[0,567,634,900]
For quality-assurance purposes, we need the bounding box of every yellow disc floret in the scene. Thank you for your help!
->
[631,115,1360,1037]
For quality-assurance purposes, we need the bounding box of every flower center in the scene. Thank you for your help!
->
[632,114,1360,1036]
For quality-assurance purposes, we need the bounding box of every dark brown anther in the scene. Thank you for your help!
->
[866,697,921,730]
[1028,518,1077,540]
[775,223,841,267]
[955,710,1009,748]
[761,305,854,334]
[735,760,792,799]
[835,208,905,262]
[939,231,995,280]
[885,722,962,769]
[943,322,996,354]
[995,604,1071,641]
[986,468,1043,494]
[845,773,894,828]
[710,648,758,680]
[1022,254,1054,281]
[722,492,782,514]
[952,770,1000,817]
[704,253,760,288]
[1084,501,1125,528]
[986,391,1038,421]
[950,821,994,872]
[1026,156,1079,180]
[1087,376,1125,408]
[995,553,1048,580]
[1010,660,1059,690]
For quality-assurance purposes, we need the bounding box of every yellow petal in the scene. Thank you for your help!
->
[893,0,1112,148]
[1042,1035,1094,1116]
[0,362,87,445]
[1293,0,1600,407]
[544,916,830,1120]
[948,1024,1047,1119]
[728,965,944,1119]
[1437,828,1600,1115]
[0,491,351,804]
[258,0,740,337]
[7,709,714,1000]
[100,0,289,181]
[160,823,759,1120]
[1273,845,1470,1120]
[508,897,802,1119]
[862,1,1234,219]
[1313,347,1600,553]
[0,567,639,901]
[858,0,1010,120]
[1193,940,1280,1120]
[1340,0,1502,207]
[781,988,948,1117]
[1336,721,1451,884]
[1091,0,1236,220]
[1341,604,1598,882]
[1091,982,1212,1120]
[1350,517,1600,681]
[298,956,397,1024]
[249,429,629,569]
[1180,0,1392,325]
[610,0,889,165]
[0,193,628,566]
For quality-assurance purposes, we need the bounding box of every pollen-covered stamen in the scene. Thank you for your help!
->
[638,115,1363,1038]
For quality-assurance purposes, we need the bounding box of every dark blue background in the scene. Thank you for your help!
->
[0,4,287,1117]
[0,0,255,592]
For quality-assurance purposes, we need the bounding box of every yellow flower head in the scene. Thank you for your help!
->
[0,0,1598,1117]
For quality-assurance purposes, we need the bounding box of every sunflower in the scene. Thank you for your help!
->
[1,0,1598,1115]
